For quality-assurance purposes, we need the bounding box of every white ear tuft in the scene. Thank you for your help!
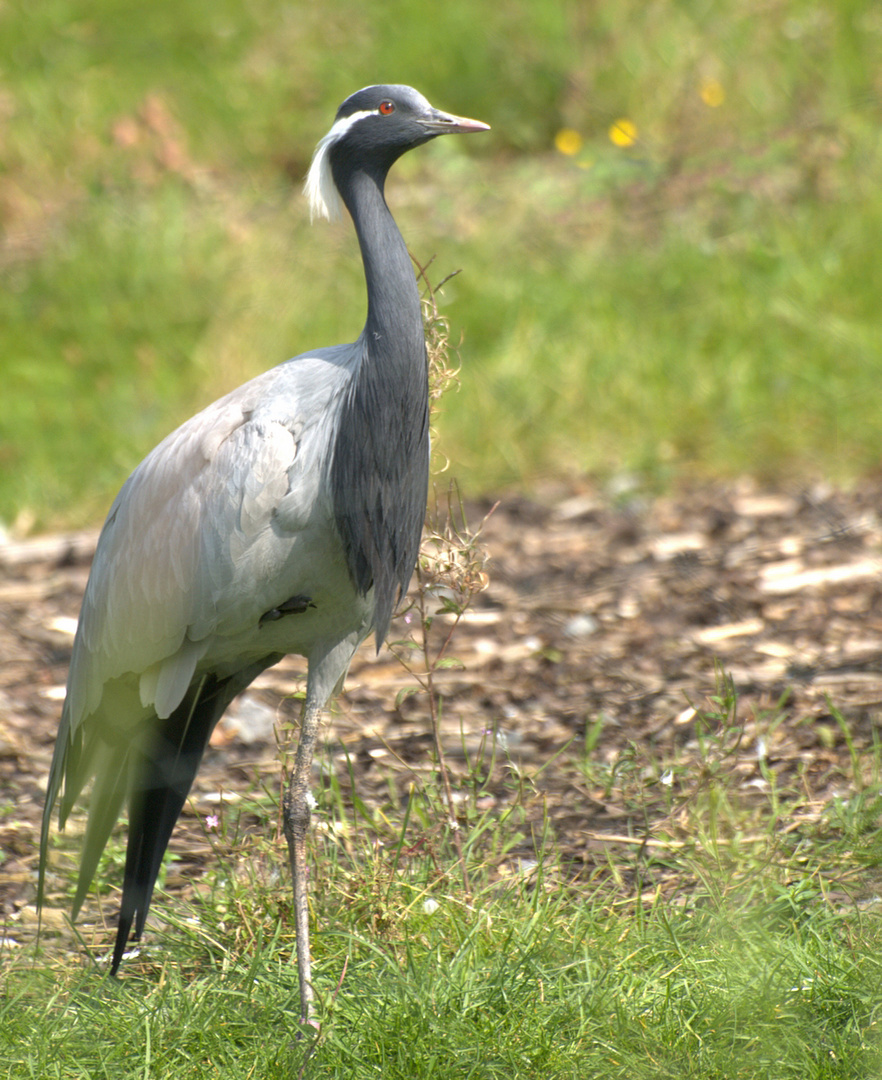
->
[304,131,344,223]
[303,109,380,223]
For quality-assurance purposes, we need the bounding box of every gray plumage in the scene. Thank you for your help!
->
[38,84,488,1019]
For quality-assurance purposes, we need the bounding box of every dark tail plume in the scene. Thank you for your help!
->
[110,673,235,973]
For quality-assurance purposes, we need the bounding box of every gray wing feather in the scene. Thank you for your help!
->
[39,348,359,910]
[65,350,354,734]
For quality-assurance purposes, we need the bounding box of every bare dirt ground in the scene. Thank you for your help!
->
[2,477,882,949]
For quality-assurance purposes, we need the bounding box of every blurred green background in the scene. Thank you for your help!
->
[1,0,880,531]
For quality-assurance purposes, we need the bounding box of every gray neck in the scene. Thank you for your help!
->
[328,161,430,647]
[342,168,424,359]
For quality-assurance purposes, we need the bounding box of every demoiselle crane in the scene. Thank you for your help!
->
[38,85,489,1020]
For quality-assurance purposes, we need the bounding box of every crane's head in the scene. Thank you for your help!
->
[305,84,489,222]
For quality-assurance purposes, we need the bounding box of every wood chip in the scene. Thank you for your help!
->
[760,558,880,594]
[693,618,765,645]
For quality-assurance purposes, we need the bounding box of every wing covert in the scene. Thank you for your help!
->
[64,353,353,731]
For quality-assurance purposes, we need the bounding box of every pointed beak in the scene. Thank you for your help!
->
[419,109,491,136]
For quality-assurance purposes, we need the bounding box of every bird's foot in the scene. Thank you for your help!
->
[259,594,315,626]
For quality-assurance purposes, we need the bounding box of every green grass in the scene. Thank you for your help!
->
[2,0,882,528]
[8,798,882,1077]
[9,681,882,1079]
[5,886,881,1078]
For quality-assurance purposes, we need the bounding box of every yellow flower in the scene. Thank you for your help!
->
[554,128,583,156]
[609,118,637,148]
[700,78,725,108]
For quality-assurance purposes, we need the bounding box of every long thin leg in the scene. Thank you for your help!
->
[282,693,324,1023]
[281,634,361,1022]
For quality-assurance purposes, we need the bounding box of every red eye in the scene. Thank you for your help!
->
[378,100,395,115]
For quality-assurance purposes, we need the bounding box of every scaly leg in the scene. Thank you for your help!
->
[281,634,361,1022]
[282,694,323,1023]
